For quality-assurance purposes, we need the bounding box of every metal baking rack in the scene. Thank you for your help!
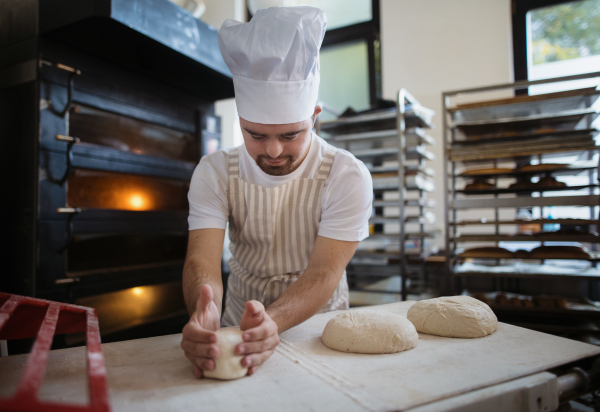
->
[442,71,600,329]
[0,292,110,412]
[317,89,437,301]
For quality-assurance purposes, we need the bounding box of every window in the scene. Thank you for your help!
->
[247,0,380,119]
[513,0,600,93]
[319,40,371,121]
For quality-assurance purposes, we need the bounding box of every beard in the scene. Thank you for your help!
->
[256,154,295,176]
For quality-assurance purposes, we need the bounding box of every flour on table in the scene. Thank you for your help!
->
[407,295,498,338]
[322,311,418,354]
[204,328,247,380]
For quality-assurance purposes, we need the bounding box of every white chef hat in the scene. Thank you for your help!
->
[218,7,327,125]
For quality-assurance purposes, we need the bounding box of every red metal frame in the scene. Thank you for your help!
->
[0,292,110,412]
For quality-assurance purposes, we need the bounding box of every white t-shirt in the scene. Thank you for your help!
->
[188,133,373,242]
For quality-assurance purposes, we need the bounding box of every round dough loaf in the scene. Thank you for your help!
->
[407,296,497,338]
[203,328,247,380]
[322,311,418,354]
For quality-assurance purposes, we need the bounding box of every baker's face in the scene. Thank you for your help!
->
[241,106,322,176]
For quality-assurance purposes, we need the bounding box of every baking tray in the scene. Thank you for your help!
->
[453,233,600,243]
[452,110,598,138]
[457,183,598,195]
[354,146,435,161]
[455,262,600,280]
[449,137,598,161]
[450,87,600,123]
[456,161,598,178]
[372,199,437,208]
[372,175,435,192]
[453,128,597,145]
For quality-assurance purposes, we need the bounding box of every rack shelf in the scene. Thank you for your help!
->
[451,218,599,226]
[457,184,598,195]
[318,89,436,300]
[455,263,600,280]
[456,161,597,178]
[453,234,600,243]
[443,73,600,306]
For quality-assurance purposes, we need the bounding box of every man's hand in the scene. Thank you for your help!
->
[180,284,221,378]
[236,300,280,375]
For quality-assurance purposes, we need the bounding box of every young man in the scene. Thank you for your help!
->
[180,6,373,378]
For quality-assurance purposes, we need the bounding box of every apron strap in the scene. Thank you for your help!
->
[316,145,337,181]
[228,147,240,177]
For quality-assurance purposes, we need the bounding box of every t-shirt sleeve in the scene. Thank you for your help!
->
[187,152,229,230]
[318,154,373,241]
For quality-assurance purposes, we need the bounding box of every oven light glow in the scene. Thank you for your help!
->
[128,194,146,210]
[132,287,144,296]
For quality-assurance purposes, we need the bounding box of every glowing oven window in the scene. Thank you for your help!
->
[67,170,189,211]
[68,234,187,276]
[69,105,199,163]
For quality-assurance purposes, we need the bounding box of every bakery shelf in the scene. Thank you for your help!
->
[318,89,436,300]
[449,87,600,123]
[456,161,597,178]
[457,254,600,262]
[453,128,597,146]
[370,164,435,176]
[353,249,437,262]
[457,184,598,195]
[372,199,437,208]
[451,107,597,128]
[353,145,435,162]
[451,218,599,226]
[373,174,435,192]
[319,104,434,133]
[452,195,600,209]
[452,234,600,242]
[329,127,434,146]
[370,215,435,225]
[449,140,598,162]
[454,262,600,280]
[444,73,600,307]
[370,230,441,240]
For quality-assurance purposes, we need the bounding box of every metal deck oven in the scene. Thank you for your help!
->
[0,0,233,345]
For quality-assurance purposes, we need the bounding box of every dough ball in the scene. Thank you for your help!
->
[203,328,247,380]
[407,296,498,338]
[322,310,418,354]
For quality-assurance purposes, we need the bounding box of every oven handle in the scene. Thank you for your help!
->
[57,207,81,254]
[41,60,81,118]
[55,135,81,186]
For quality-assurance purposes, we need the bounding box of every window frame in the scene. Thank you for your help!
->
[511,0,587,82]
[247,0,381,106]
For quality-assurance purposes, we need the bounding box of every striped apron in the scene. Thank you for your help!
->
[222,144,350,326]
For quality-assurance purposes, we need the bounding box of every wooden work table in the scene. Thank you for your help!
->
[1,301,600,411]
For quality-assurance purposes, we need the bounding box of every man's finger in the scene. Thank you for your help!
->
[245,300,264,317]
[247,366,257,376]
[184,353,216,371]
[197,284,214,314]
[182,322,218,343]
[242,349,274,369]
[235,335,279,355]
[193,365,203,378]
[242,320,278,342]
[181,339,220,358]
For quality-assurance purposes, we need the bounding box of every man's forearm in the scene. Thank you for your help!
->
[183,228,226,316]
[182,257,223,316]
[265,267,342,333]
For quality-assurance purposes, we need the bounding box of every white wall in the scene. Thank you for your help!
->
[380,0,514,247]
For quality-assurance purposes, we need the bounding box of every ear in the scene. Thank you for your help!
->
[312,105,322,125]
